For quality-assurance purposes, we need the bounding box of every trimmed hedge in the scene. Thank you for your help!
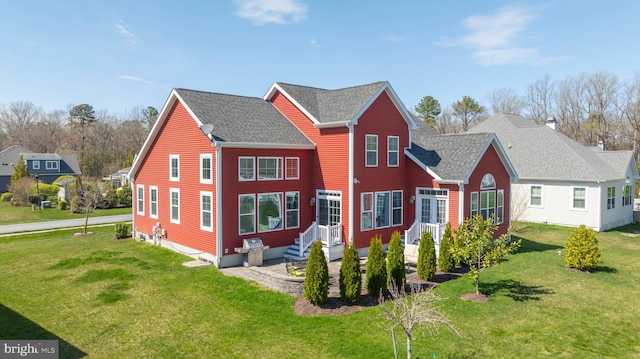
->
[365,235,387,296]
[387,231,405,289]
[339,243,362,303]
[417,231,436,281]
[438,223,456,272]
[303,241,329,304]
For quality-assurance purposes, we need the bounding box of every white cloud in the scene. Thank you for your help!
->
[309,38,319,47]
[235,0,308,25]
[118,75,154,85]
[438,5,562,66]
[115,20,140,46]
[380,33,404,43]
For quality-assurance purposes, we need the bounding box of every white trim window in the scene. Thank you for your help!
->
[285,192,299,229]
[136,184,144,216]
[572,186,586,210]
[200,154,212,184]
[170,188,180,224]
[258,157,282,180]
[361,192,373,231]
[388,136,399,167]
[530,185,542,207]
[366,134,378,167]
[239,194,255,235]
[33,161,40,170]
[149,186,158,219]
[480,191,496,220]
[470,192,478,218]
[200,191,213,232]
[375,192,390,228]
[169,155,180,182]
[496,190,504,224]
[285,157,300,180]
[392,190,402,226]
[238,157,255,181]
[623,185,632,206]
[46,161,58,170]
[607,186,615,209]
[258,193,283,232]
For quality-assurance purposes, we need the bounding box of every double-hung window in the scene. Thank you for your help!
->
[388,136,399,167]
[33,161,40,170]
[170,188,180,224]
[169,155,180,182]
[607,186,615,209]
[200,154,212,184]
[149,186,158,219]
[366,135,378,167]
[285,157,299,180]
[258,157,282,180]
[375,192,390,228]
[623,185,632,206]
[46,161,58,170]
[392,190,402,226]
[239,157,255,181]
[470,192,478,218]
[285,192,299,229]
[496,190,504,224]
[239,194,255,234]
[200,191,213,231]
[530,185,542,207]
[572,187,586,209]
[136,185,144,216]
[361,193,373,231]
[480,191,496,220]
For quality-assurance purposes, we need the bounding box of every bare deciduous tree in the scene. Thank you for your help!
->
[488,87,525,115]
[525,74,555,124]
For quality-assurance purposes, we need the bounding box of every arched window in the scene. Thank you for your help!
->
[480,173,496,190]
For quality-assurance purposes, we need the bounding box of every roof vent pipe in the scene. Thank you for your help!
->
[545,116,557,131]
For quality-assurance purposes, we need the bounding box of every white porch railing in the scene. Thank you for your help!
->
[298,222,343,258]
[404,220,446,246]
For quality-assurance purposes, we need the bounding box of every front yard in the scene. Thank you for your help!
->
[1,223,639,358]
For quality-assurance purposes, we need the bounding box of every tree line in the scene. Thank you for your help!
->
[415,70,640,159]
[0,102,158,178]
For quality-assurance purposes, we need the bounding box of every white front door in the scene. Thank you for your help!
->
[317,191,341,226]
[416,189,448,224]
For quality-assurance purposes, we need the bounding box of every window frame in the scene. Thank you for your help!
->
[607,186,616,209]
[480,190,496,221]
[623,184,632,206]
[257,157,282,181]
[238,156,255,181]
[200,191,213,232]
[257,192,283,233]
[285,157,300,180]
[365,134,378,167]
[375,191,391,228]
[239,194,256,235]
[470,192,478,218]
[387,136,399,167]
[169,155,180,182]
[361,192,373,231]
[136,184,144,216]
[392,190,402,226]
[169,188,180,224]
[530,185,543,207]
[33,161,40,170]
[572,186,587,210]
[285,191,300,229]
[149,186,158,219]
[45,160,58,170]
[200,154,213,185]
[496,189,504,224]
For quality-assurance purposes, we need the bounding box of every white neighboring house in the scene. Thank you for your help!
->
[468,113,639,231]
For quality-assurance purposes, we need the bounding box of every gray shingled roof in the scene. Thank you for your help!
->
[468,113,631,181]
[275,82,387,123]
[23,153,62,161]
[408,124,496,182]
[0,145,32,176]
[175,88,313,146]
[59,153,82,175]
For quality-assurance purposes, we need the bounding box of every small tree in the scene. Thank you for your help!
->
[74,178,109,234]
[438,223,456,273]
[8,176,35,205]
[565,224,602,271]
[10,154,29,184]
[366,235,387,296]
[303,241,329,304]
[453,215,521,295]
[117,182,132,207]
[339,243,362,303]
[380,281,459,359]
[387,231,405,289]
[417,231,436,281]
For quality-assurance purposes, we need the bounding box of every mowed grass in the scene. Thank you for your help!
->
[1,223,639,358]
[0,202,132,225]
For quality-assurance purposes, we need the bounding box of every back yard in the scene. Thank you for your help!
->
[1,223,638,358]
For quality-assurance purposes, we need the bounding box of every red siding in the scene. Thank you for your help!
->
[219,147,312,254]
[133,101,217,254]
[352,91,411,248]
[464,143,512,236]
[270,92,351,244]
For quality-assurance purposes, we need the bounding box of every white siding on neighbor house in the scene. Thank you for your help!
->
[512,181,601,231]
[599,179,634,231]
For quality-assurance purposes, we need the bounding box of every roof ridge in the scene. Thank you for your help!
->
[175,88,263,101]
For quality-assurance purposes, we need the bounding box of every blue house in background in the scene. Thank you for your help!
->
[0,145,82,192]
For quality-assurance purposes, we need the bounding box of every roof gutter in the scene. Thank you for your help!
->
[314,121,352,129]
[211,141,315,150]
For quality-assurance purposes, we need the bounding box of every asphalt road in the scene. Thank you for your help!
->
[0,214,132,235]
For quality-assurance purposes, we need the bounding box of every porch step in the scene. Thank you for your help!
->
[283,238,310,261]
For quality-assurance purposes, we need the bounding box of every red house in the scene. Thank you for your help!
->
[129,81,516,268]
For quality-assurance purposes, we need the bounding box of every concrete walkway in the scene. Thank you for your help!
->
[0,214,132,235]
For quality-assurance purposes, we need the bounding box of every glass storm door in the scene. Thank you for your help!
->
[317,191,341,226]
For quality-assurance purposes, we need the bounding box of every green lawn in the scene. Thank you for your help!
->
[0,202,132,225]
[1,223,639,358]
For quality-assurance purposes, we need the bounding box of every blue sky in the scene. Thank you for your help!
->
[1,1,639,116]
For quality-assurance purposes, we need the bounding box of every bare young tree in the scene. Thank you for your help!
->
[74,178,110,235]
[488,87,525,115]
[379,281,458,359]
[510,184,531,231]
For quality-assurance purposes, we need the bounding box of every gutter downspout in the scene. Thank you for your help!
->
[348,123,354,247]
[215,145,223,268]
